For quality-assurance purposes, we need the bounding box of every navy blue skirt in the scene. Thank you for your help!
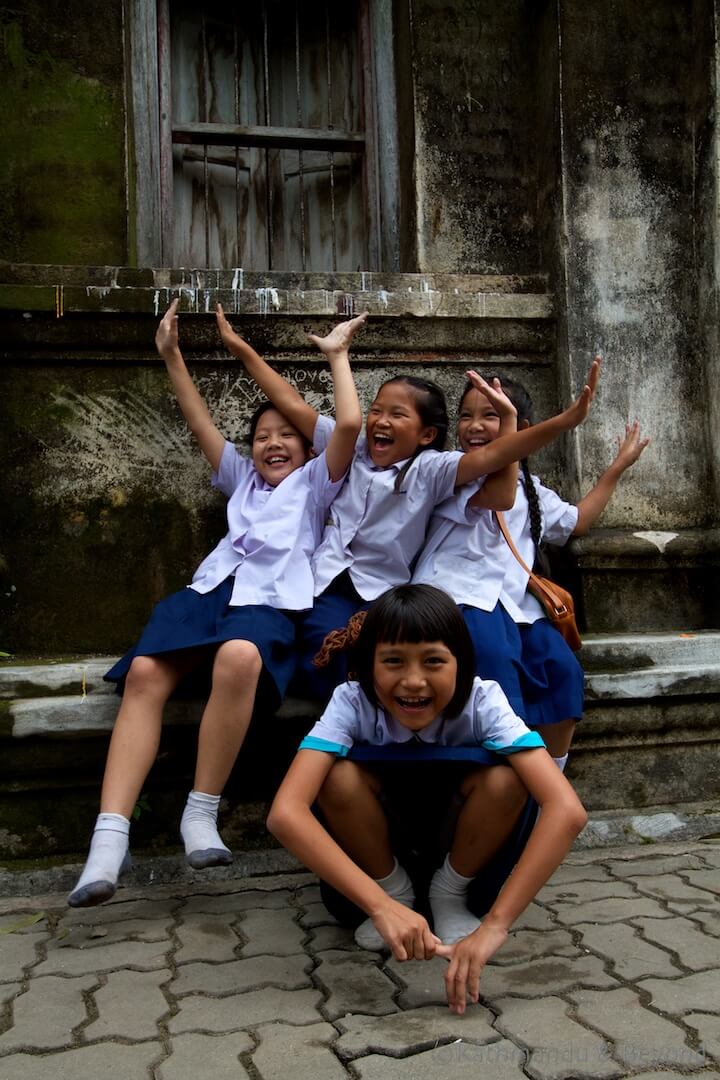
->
[104,577,297,705]
[462,602,584,726]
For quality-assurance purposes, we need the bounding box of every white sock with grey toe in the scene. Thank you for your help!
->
[429,854,482,944]
[354,858,415,952]
[67,813,131,907]
[180,790,232,868]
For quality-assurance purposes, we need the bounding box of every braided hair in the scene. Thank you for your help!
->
[314,584,476,719]
[458,376,546,569]
[378,376,449,493]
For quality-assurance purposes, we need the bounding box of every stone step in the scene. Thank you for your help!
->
[3,631,720,739]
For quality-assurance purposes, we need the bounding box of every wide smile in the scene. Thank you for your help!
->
[395,695,432,711]
[464,435,489,448]
[265,454,290,466]
[372,433,394,449]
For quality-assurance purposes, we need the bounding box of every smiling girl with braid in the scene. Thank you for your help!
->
[413,370,649,763]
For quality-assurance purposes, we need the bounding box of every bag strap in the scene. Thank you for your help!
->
[494,512,570,617]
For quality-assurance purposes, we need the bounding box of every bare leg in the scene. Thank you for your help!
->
[317,760,394,878]
[450,765,529,877]
[194,638,262,793]
[180,639,262,867]
[101,653,194,817]
[318,760,414,951]
[69,651,195,907]
[430,765,528,944]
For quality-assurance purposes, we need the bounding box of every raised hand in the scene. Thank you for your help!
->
[465,371,517,421]
[155,298,180,358]
[559,356,602,430]
[308,311,369,359]
[215,302,246,356]
[613,419,650,471]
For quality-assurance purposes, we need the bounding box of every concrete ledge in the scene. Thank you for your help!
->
[5,631,720,737]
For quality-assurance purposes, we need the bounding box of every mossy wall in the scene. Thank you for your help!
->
[0,2,127,264]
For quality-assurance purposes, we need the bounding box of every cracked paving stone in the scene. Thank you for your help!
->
[353,1038,526,1078]
[491,929,578,965]
[0,974,97,1050]
[619,1074,720,1080]
[478,954,617,1000]
[638,969,720,1014]
[680,869,720,895]
[252,1020,346,1079]
[550,896,671,926]
[297,902,339,929]
[237,907,306,956]
[545,864,614,886]
[35,938,168,976]
[381,955,448,1009]
[172,954,312,995]
[56,917,172,946]
[632,874,718,908]
[632,915,720,971]
[57,894,179,928]
[537,881,638,906]
[0,1043,162,1080]
[156,1032,254,1080]
[685,909,720,937]
[85,968,168,1040]
[174,913,242,963]
[296,884,323,905]
[58,898,179,926]
[570,987,706,1071]
[168,987,324,1033]
[605,855,706,878]
[0,929,46,983]
[305,924,355,952]
[0,982,21,1006]
[683,1012,720,1061]
[493,995,621,1080]
[334,1005,496,1060]
[181,889,292,915]
[314,949,399,1020]
[573,922,678,980]
[511,903,556,932]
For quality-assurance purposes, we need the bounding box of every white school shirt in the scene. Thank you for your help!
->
[299,677,545,757]
[311,414,478,600]
[189,439,345,611]
[412,475,578,623]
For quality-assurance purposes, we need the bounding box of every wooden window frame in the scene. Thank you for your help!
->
[126,0,402,271]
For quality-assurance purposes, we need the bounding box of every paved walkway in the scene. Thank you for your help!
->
[0,840,718,1080]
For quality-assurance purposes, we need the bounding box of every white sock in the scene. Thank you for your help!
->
[354,858,415,952]
[180,790,232,869]
[429,854,482,944]
[553,754,568,772]
[67,813,131,907]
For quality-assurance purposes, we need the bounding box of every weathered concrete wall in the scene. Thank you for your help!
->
[410,0,554,274]
[0,268,561,655]
[0,2,127,264]
[556,0,716,528]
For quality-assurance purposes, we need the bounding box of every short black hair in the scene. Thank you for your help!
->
[349,584,475,718]
[246,400,311,453]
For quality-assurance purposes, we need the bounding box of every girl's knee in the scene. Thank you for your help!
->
[212,639,262,687]
[317,760,376,812]
[124,655,176,699]
[462,765,527,809]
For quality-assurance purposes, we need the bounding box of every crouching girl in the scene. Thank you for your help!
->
[267,584,587,1014]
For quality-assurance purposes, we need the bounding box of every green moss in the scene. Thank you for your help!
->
[0,17,126,264]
